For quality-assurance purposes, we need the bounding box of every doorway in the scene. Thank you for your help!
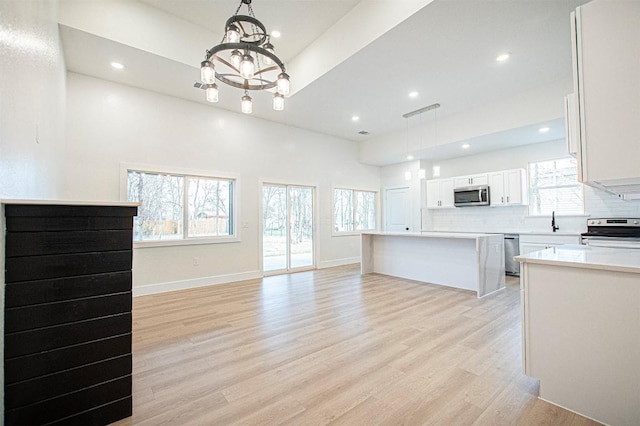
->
[385,187,411,232]
[262,183,315,273]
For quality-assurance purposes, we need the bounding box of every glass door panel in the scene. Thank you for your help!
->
[262,185,287,272]
[289,187,313,269]
[262,183,314,273]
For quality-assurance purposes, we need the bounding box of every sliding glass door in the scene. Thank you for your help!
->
[262,183,314,273]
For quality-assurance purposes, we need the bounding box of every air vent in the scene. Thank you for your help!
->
[358,130,370,135]
[193,82,205,90]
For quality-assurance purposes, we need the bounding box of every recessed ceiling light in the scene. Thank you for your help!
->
[496,53,510,62]
[407,155,414,160]
[352,116,360,122]
[408,91,419,98]
[271,30,281,38]
[538,126,551,133]
[110,62,125,70]
[462,144,470,149]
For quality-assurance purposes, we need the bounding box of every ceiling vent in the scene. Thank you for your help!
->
[358,130,370,135]
[193,82,206,90]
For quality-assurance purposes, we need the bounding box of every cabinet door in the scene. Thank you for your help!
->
[505,169,523,205]
[426,180,440,208]
[575,1,640,183]
[439,179,455,208]
[470,174,488,186]
[489,172,505,206]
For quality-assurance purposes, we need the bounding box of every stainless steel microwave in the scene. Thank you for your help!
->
[454,185,490,207]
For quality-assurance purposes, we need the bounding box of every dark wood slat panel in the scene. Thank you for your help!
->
[4,250,132,283]
[4,272,131,308]
[5,355,131,411]
[4,204,137,218]
[4,334,131,384]
[5,215,134,232]
[4,376,131,426]
[49,397,132,426]
[5,293,132,333]
[4,313,131,359]
[5,230,132,257]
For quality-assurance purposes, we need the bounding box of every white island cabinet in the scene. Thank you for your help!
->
[361,232,505,298]
[517,245,640,426]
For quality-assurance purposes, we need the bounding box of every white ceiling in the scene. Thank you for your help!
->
[60,0,590,163]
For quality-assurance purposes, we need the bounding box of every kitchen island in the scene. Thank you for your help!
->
[516,245,640,426]
[361,231,505,298]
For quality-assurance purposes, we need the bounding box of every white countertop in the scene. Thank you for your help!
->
[515,244,640,274]
[1,199,139,207]
[363,231,503,240]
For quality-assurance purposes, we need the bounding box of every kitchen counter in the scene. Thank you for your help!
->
[518,244,640,425]
[361,231,505,297]
[516,244,640,273]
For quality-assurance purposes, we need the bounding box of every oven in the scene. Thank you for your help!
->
[581,218,640,249]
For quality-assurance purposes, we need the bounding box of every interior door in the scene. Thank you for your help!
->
[262,183,315,273]
[385,187,411,232]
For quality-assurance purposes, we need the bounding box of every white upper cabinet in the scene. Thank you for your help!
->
[426,178,454,209]
[489,169,528,207]
[453,174,488,189]
[571,0,640,197]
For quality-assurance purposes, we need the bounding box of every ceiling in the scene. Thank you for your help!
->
[60,0,589,162]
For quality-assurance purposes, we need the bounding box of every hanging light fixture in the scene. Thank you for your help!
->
[197,0,289,113]
[402,103,441,180]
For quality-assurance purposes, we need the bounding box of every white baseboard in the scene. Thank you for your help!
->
[133,270,262,297]
[317,257,360,269]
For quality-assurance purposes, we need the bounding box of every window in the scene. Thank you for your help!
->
[528,157,584,215]
[127,169,235,242]
[333,188,376,233]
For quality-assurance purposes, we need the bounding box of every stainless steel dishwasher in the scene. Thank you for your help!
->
[504,234,520,276]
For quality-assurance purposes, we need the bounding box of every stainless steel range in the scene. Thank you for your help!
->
[581,218,640,249]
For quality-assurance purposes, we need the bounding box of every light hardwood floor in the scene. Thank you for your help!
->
[114,265,600,425]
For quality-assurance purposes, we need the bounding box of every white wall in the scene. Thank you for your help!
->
[412,140,640,233]
[64,73,380,294]
[0,0,66,199]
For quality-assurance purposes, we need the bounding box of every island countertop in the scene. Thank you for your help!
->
[363,231,504,240]
[515,244,640,274]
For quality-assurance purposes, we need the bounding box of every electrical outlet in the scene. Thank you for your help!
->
[193,257,200,266]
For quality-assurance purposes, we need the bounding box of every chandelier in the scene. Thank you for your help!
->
[199,0,290,114]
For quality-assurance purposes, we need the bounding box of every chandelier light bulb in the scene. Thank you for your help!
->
[200,61,215,84]
[277,73,290,95]
[263,42,275,65]
[205,83,219,103]
[230,49,242,68]
[239,54,255,80]
[226,24,241,43]
[241,93,253,114]
[273,92,285,111]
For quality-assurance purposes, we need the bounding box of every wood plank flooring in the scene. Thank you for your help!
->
[113,265,601,425]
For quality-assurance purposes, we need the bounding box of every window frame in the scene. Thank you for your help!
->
[332,186,378,236]
[120,163,240,247]
[527,156,585,217]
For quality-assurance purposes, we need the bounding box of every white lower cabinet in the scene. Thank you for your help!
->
[425,178,454,209]
[489,169,528,206]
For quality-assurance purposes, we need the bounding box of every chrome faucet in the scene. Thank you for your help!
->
[552,211,559,232]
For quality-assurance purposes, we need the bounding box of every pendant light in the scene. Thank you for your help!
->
[241,92,253,114]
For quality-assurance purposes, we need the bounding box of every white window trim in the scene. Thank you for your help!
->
[331,185,379,236]
[527,157,585,217]
[120,162,240,247]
